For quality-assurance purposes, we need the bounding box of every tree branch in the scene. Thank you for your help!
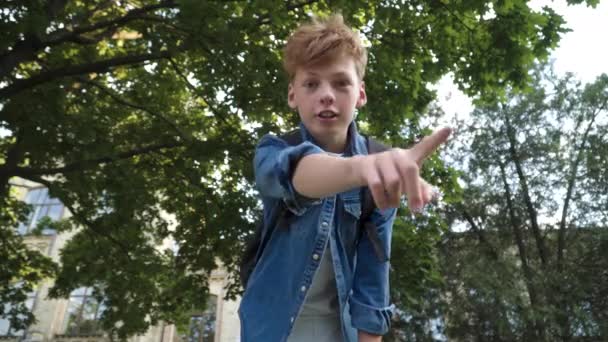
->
[437,1,476,34]
[167,58,254,161]
[13,141,184,177]
[498,159,546,340]
[498,160,531,272]
[45,0,69,18]
[0,0,69,80]
[22,174,134,262]
[286,0,320,11]
[557,97,607,267]
[81,78,193,142]
[0,52,172,99]
[256,0,321,25]
[460,207,499,260]
[0,1,177,80]
[0,35,41,83]
[44,2,180,47]
[0,130,24,198]
[503,106,549,266]
[62,1,177,39]
[136,15,189,35]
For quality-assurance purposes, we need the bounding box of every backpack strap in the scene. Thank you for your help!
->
[360,136,389,220]
[280,129,302,146]
[360,136,390,262]
[367,136,390,155]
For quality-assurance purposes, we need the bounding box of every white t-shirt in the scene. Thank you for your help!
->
[288,151,344,341]
[288,244,342,341]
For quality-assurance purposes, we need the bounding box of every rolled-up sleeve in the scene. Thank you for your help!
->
[349,207,397,335]
[254,134,324,215]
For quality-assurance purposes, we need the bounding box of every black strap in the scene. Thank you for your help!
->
[360,136,390,262]
[367,135,390,154]
[281,129,302,146]
[360,136,389,220]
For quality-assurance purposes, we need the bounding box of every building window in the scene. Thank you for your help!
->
[185,294,217,342]
[0,287,37,336]
[62,288,105,336]
[17,187,64,235]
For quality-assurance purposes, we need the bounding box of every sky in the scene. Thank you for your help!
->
[435,0,608,123]
[433,0,608,234]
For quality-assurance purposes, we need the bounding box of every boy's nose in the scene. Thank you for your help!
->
[319,86,335,106]
[320,93,334,106]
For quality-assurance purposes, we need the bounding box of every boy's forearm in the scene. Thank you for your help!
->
[292,153,365,198]
[358,331,382,342]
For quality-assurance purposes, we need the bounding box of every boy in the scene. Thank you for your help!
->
[239,14,451,342]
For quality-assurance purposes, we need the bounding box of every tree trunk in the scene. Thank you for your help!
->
[499,161,546,342]
[503,111,549,267]
[0,135,22,200]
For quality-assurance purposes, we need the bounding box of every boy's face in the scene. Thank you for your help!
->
[288,57,366,145]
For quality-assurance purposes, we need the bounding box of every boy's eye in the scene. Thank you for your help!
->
[303,81,318,88]
[335,79,351,87]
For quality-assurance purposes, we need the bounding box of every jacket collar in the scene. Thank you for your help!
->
[298,121,362,156]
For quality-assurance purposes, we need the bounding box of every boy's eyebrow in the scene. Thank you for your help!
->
[302,71,321,78]
[330,71,353,79]
[303,71,353,78]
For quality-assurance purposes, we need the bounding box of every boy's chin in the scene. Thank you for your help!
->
[307,122,350,138]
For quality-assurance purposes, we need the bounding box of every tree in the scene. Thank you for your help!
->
[436,66,608,341]
[0,0,595,338]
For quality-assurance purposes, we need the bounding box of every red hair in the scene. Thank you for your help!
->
[283,14,368,80]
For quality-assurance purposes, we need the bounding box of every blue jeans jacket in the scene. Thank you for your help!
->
[239,122,396,342]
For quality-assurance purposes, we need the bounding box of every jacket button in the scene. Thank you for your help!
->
[321,221,329,227]
[301,286,306,292]
[313,253,320,260]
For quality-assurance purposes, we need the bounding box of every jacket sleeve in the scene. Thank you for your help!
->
[253,134,324,215]
[349,206,397,335]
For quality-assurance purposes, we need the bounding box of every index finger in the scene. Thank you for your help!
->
[409,127,452,164]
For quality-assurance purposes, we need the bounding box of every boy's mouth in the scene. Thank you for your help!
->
[317,110,338,119]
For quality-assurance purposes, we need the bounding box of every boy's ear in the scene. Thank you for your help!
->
[287,82,297,109]
[356,81,367,108]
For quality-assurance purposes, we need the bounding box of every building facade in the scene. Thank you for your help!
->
[1,179,241,342]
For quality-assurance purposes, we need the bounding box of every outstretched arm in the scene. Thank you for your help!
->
[293,127,452,210]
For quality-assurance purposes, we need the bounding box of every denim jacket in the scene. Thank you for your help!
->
[239,122,396,342]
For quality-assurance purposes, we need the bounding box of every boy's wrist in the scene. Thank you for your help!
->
[348,155,369,188]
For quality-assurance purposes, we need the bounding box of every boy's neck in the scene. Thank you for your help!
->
[314,131,348,154]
